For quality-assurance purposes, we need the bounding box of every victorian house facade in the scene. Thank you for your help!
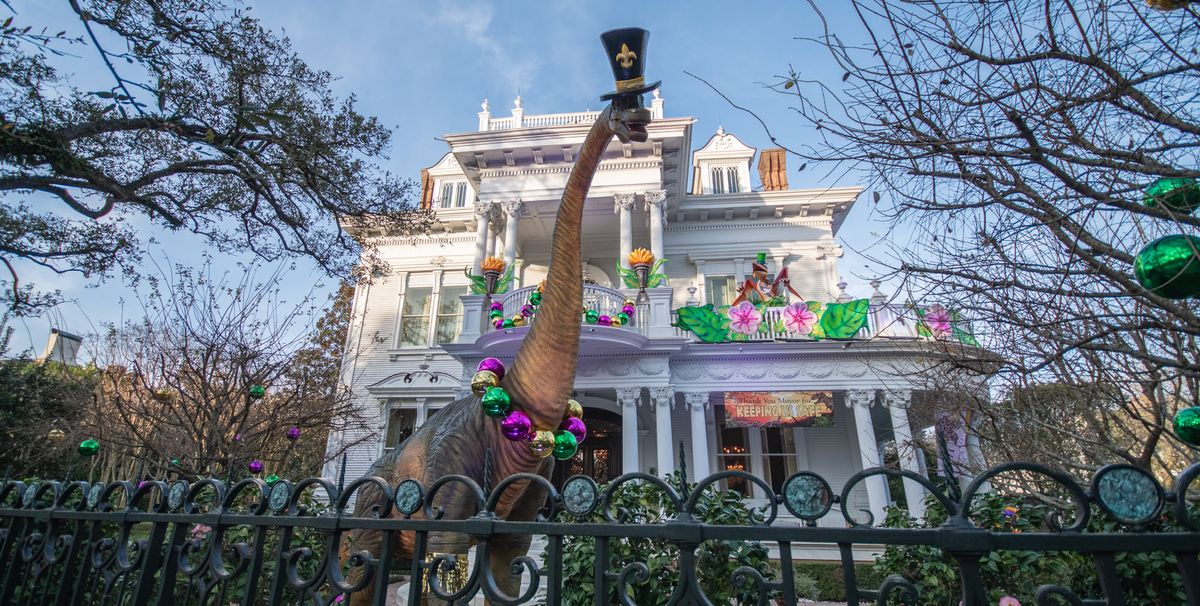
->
[325,93,986,534]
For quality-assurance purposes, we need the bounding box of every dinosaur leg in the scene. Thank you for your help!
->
[484,482,548,604]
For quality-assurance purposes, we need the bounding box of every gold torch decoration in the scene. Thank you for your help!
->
[481,256,506,295]
[628,248,655,304]
[423,552,471,595]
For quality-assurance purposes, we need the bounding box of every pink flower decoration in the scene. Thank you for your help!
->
[189,523,212,540]
[999,597,1021,606]
[782,302,818,335]
[924,305,952,338]
[727,301,763,335]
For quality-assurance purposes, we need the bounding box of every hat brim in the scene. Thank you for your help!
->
[600,80,661,101]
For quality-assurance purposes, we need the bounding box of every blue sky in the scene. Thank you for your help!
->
[8,1,889,355]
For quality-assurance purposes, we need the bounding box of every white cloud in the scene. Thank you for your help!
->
[428,0,538,93]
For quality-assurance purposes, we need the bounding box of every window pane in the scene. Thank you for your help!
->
[710,168,724,194]
[439,183,453,208]
[706,276,736,308]
[400,288,432,347]
[715,405,750,496]
[438,286,467,314]
[455,182,467,208]
[727,168,740,193]
[386,408,417,448]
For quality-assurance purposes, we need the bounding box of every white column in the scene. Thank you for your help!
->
[650,387,675,477]
[685,393,710,481]
[501,200,524,267]
[490,221,503,258]
[644,190,667,263]
[614,193,636,270]
[848,390,888,525]
[886,389,926,520]
[693,260,707,304]
[747,428,765,499]
[617,388,641,475]
[472,201,494,273]
[414,398,428,428]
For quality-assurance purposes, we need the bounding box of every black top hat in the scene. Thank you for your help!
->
[600,28,661,101]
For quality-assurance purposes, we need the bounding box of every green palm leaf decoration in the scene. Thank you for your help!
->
[673,304,730,343]
[818,299,870,340]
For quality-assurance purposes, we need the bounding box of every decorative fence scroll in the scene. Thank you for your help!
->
[1,459,1198,605]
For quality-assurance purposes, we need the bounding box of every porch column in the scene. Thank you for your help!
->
[616,388,641,475]
[685,393,711,480]
[490,221,503,258]
[614,193,636,270]
[693,260,707,304]
[472,201,494,273]
[501,200,524,267]
[414,398,428,428]
[847,390,888,525]
[886,389,926,520]
[650,386,675,477]
[644,190,667,262]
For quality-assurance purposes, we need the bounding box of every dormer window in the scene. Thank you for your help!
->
[706,165,742,194]
[726,167,740,193]
[437,180,470,209]
[710,167,726,194]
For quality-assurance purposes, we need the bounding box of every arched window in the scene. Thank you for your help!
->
[710,167,725,194]
[439,182,454,208]
[726,167,740,193]
[455,182,468,207]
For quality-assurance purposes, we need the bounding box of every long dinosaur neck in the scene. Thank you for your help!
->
[503,108,614,432]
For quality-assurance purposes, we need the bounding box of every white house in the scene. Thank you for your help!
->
[325,93,985,532]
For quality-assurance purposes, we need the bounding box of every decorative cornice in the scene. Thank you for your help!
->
[666,218,833,232]
[479,159,661,179]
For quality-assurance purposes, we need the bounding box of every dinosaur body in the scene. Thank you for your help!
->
[348,100,652,605]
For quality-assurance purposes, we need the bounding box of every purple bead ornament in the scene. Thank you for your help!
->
[477,357,506,380]
[622,305,635,316]
[597,315,611,326]
[494,319,504,329]
[500,410,533,441]
[490,302,504,311]
[560,416,587,443]
[248,460,264,474]
[286,426,301,441]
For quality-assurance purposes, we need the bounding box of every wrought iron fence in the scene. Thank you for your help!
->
[1,459,1198,605]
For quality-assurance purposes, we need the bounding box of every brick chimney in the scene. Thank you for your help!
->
[418,168,434,209]
[757,148,788,191]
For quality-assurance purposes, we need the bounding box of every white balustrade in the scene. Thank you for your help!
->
[496,284,647,335]
[482,111,602,131]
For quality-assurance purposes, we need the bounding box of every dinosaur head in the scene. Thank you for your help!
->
[607,95,652,144]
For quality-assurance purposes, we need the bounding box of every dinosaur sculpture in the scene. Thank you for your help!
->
[347,28,659,605]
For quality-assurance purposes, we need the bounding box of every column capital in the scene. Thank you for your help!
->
[615,387,642,405]
[643,190,668,208]
[473,199,496,219]
[613,193,637,212]
[883,389,912,409]
[501,199,525,218]
[684,392,709,411]
[845,389,876,408]
[649,386,675,404]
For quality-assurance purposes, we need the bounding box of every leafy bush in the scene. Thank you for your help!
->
[551,473,773,605]
[873,492,1191,605]
[790,562,884,601]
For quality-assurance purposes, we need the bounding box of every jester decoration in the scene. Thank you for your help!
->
[347,28,659,605]
[730,252,801,306]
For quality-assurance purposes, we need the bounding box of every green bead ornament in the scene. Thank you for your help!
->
[78,439,100,457]
[584,309,599,324]
[490,310,503,319]
[1143,177,1200,214]
[265,474,281,486]
[1134,234,1200,299]
[248,384,266,399]
[617,312,630,324]
[1174,406,1200,447]
[552,430,578,460]
[481,387,512,418]
[502,319,514,329]
[170,458,181,467]
[529,292,542,305]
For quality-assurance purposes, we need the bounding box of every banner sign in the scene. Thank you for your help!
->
[724,391,835,428]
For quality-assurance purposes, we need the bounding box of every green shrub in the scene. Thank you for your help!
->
[551,473,773,605]
[872,491,1191,605]
[789,561,884,601]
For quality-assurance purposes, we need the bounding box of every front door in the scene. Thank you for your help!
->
[552,411,622,488]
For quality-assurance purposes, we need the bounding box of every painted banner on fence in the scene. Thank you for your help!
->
[723,391,835,428]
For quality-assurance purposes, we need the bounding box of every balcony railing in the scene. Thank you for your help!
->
[499,284,648,336]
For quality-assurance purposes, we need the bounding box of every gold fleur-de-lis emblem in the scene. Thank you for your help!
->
[615,43,637,69]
